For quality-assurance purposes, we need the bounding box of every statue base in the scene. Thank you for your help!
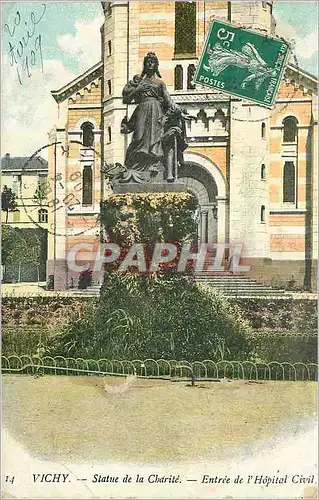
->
[112,181,186,194]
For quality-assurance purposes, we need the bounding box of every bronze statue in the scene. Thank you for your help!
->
[115,52,190,184]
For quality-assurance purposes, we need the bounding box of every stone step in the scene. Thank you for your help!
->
[195,276,262,286]
[196,281,276,287]
[207,286,287,292]
[201,286,283,292]
[198,282,285,289]
[195,274,250,279]
[71,278,288,297]
[213,288,282,291]
[199,280,268,284]
[195,273,288,296]
[215,292,291,299]
[214,292,287,296]
[195,272,244,276]
[206,287,284,292]
[210,291,286,296]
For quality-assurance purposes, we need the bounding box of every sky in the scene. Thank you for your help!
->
[1,1,318,158]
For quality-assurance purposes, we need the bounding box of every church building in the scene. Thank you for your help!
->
[47,1,318,291]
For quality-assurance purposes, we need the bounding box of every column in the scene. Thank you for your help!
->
[200,209,208,244]
[207,204,217,244]
[216,196,228,244]
[183,62,188,90]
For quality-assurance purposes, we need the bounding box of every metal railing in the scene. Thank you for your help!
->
[1,356,317,382]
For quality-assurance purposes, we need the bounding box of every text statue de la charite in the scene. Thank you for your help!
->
[105,52,192,186]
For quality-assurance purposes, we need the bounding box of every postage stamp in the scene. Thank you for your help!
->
[1,2,318,500]
[194,19,291,107]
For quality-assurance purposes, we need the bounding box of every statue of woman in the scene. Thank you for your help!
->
[121,52,174,182]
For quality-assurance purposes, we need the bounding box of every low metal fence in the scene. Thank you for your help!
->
[1,356,317,382]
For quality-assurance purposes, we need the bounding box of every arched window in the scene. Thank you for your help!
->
[38,208,48,223]
[197,109,209,130]
[261,164,266,180]
[174,65,183,90]
[214,109,227,128]
[174,2,196,56]
[187,64,196,90]
[283,161,295,203]
[107,126,112,143]
[260,205,266,222]
[12,174,22,196]
[81,122,94,147]
[82,165,93,206]
[107,79,112,95]
[283,116,298,143]
[261,122,266,139]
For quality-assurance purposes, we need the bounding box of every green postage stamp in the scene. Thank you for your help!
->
[194,20,290,107]
[1,1,318,499]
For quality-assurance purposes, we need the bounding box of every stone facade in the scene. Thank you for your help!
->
[1,153,49,229]
[48,0,318,291]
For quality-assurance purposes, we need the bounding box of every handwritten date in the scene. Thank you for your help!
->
[4,4,46,84]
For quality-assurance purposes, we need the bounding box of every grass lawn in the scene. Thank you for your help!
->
[2,375,316,464]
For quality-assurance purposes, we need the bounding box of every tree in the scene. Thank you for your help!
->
[1,226,47,265]
[1,224,14,264]
[33,179,50,207]
[1,185,17,223]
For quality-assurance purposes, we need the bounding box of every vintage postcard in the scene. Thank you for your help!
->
[1,1,318,499]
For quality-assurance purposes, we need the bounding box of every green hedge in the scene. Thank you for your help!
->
[229,297,317,334]
[2,326,52,357]
[2,295,317,333]
[1,296,98,326]
[2,226,47,266]
[2,326,317,364]
[248,331,317,364]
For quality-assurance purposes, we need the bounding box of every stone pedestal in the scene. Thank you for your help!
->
[112,181,186,194]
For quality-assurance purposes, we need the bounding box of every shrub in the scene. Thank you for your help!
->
[100,192,198,246]
[230,297,317,333]
[2,295,317,335]
[1,295,97,327]
[2,326,316,365]
[2,326,52,357]
[1,226,47,266]
[247,331,317,364]
[78,269,93,289]
[48,274,251,362]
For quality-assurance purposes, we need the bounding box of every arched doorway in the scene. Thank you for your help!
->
[177,153,228,245]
